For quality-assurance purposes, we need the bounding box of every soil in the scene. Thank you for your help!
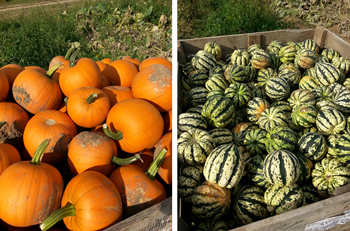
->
[0,0,81,12]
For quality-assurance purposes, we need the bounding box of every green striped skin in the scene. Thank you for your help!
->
[178,129,215,165]
[332,57,350,75]
[235,186,268,225]
[301,185,320,205]
[178,165,204,203]
[265,77,290,101]
[294,48,317,70]
[269,52,282,72]
[258,107,289,132]
[203,144,245,188]
[271,101,292,114]
[251,88,268,101]
[297,127,318,140]
[193,50,217,71]
[328,82,346,94]
[316,55,329,63]
[264,184,304,215]
[257,68,277,89]
[295,42,303,51]
[229,108,245,129]
[224,64,249,83]
[315,100,339,112]
[248,44,262,57]
[225,54,232,64]
[204,40,222,60]
[251,50,271,69]
[278,63,301,86]
[316,107,346,135]
[302,39,319,53]
[182,62,195,77]
[312,158,350,196]
[225,83,252,108]
[245,66,257,82]
[246,97,270,124]
[298,132,327,161]
[187,105,204,115]
[268,40,284,53]
[209,66,225,77]
[332,88,350,113]
[346,116,350,134]
[299,76,318,91]
[182,79,191,92]
[321,48,340,62]
[217,60,227,68]
[232,122,253,147]
[188,69,209,88]
[302,67,316,78]
[263,149,300,186]
[248,154,271,188]
[326,134,339,158]
[344,78,350,91]
[295,154,311,185]
[207,89,225,99]
[265,126,297,153]
[279,45,297,64]
[209,128,233,146]
[286,112,303,131]
[244,129,267,156]
[291,104,317,128]
[184,87,208,108]
[202,95,235,128]
[206,74,229,92]
[337,71,346,84]
[178,113,208,133]
[315,62,341,86]
[191,181,231,220]
[334,133,350,166]
[288,89,316,108]
[286,41,297,48]
[231,49,250,66]
[312,86,334,102]
[196,220,228,231]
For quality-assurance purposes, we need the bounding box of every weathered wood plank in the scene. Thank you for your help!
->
[247,34,262,47]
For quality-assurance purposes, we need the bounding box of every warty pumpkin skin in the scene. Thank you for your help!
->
[102,60,139,87]
[154,132,172,184]
[23,110,77,165]
[139,57,172,71]
[0,63,25,87]
[0,70,9,102]
[102,86,134,106]
[131,64,172,112]
[0,143,21,175]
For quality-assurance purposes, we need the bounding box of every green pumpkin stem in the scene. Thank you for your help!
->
[111,50,116,62]
[39,202,76,231]
[146,148,167,180]
[64,47,75,60]
[45,63,62,79]
[212,39,216,46]
[131,49,138,59]
[86,93,98,104]
[30,139,51,165]
[111,154,143,166]
[0,121,6,129]
[103,124,123,140]
[69,48,81,67]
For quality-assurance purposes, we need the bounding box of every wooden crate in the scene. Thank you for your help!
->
[177,26,350,231]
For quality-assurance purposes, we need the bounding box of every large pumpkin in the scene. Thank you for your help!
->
[104,98,164,153]
[23,110,77,165]
[0,70,9,102]
[0,64,25,87]
[102,60,139,87]
[154,131,172,184]
[139,57,172,71]
[121,49,141,69]
[131,64,172,112]
[102,86,134,106]
[0,143,21,175]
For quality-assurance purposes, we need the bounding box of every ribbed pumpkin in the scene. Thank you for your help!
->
[334,133,350,166]
[316,107,346,135]
[178,112,208,133]
[278,63,301,86]
[178,165,204,203]
[251,50,271,69]
[246,97,270,124]
[196,220,228,231]
[288,89,316,108]
[258,107,288,132]
[231,49,250,66]
[139,57,172,71]
[299,76,318,91]
[102,86,134,106]
[201,95,235,128]
[265,126,297,153]
[291,104,317,128]
[0,143,21,175]
[0,63,25,87]
[102,59,138,87]
[204,40,222,60]
[247,154,271,188]
[298,132,327,161]
[225,82,251,108]
[265,77,290,101]
[131,64,172,112]
[0,70,9,102]
[209,128,233,146]
[244,129,267,156]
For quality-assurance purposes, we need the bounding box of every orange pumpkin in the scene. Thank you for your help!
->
[104,98,164,153]
[139,57,172,71]
[59,49,101,97]
[0,139,64,227]
[102,60,138,87]
[0,143,21,175]
[154,132,172,184]
[121,49,141,69]
[12,64,62,114]
[0,70,9,102]
[23,110,77,165]
[132,64,172,112]
[67,87,110,128]
[0,64,25,87]
[162,109,172,133]
[121,148,155,172]
[24,66,46,73]
[100,74,110,88]
[40,171,123,231]
[101,58,112,65]
[0,102,29,144]
[49,47,75,70]
[96,61,107,72]
[102,86,134,106]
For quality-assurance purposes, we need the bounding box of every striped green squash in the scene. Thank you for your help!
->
[312,86,334,102]
[184,87,208,108]
[182,62,195,77]
[207,89,225,99]
[346,116,350,134]
[332,57,350,75]
[295,42,303,51]
[216,60,227,68]
[332,88,350,113]
[229,108,245,129]
[203,144,245,188]
[178,113,208,133]
[315,100,339,112]
[269,52,282,72]
[191,181,231,220]
[294,48,317,70]
[315,62,341,86]
[258,107,289,132]
[225,53,232,64]
[301,39,319,53]
[232,122,254,147]
[178,165,204,203]
[248,44,262,57]
[209,66,225,77]
[271,101,292,114]
[328,82,345,94]
[321,48,340,62]
[337,71,346,84]
[192,50,217,71]
[267,40,283,53]
[182,79,191,92]
[202,95,235,128]
[224,64,248,83]
[316,55,329,63]
[231,49,250,66]
[246,97,270,124]
[299,76,318,91]
[186,105,204,115]
[334,133,350,166]
[265,126,297,153]
[344,78,350,90]
[297,127,318,140]
[303,67,316,78]
[251,49,271,69]
[188,69,209,88]
[295,153,312,185]
[263,149,300,186]
[204,40,222,60]
[208,128,233,146]
[264,183,304,215]
[257,68,277,89]
[196,220,228,231]
[286,41,297,48]
[235,186,268,225]
[265,77,290,101]
[316,107,346,135]
[312,158,350,196]
[298,132,327,161]
[247,154,271,188]
[178,129,215,165]
[301,185,320,205]
[286,112,303,131]
[251,88,268,101]
[244,129,267,156]
[279,45,297,64]
[206,74,229,92]
[291,104,317,128]
[326,134,339,158]
[245,66,257,82]
[278,63,301,86]
[225,83,252,108]
[288,89,316,108]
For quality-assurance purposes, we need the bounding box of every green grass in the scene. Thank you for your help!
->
[178,0,293,39]
[0,0,172,68]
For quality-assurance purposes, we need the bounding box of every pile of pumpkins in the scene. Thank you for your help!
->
[0,46,172,230]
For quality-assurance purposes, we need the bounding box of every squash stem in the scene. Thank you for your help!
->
[212,39,216,46]
[131,49,138,59]
[30,139,50,165]
[103,124,123,140]
[111,154,143,166]
[86,93,98,104]
[64,47,75,60]
[40,202,75,231]
[146,148,167,180]
[69,48,81,67]
[46,63,62,79]
[111,50,116,62]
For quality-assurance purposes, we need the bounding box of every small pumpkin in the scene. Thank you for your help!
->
[139,57,172,71]
[102,60,139,87]
[0,63,25,87]
[102,86,134,107]
[0,143,21,175]
[121,49,141,69]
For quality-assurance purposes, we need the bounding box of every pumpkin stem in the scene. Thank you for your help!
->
[64,47,75,60]
[111,50,116,62]
[0,121,6,129]
[39,202,75,231]
[69,48,81,67]
[111,154,143,166]
[30,139,51,165]
[103,124,123,140]
[212,39,216,46]
[146,148,167,180]
[86,93,98,104]
[45,63,63,79]
[131,49,138,59]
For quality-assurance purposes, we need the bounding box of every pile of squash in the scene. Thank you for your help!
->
[0,46,172,230]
